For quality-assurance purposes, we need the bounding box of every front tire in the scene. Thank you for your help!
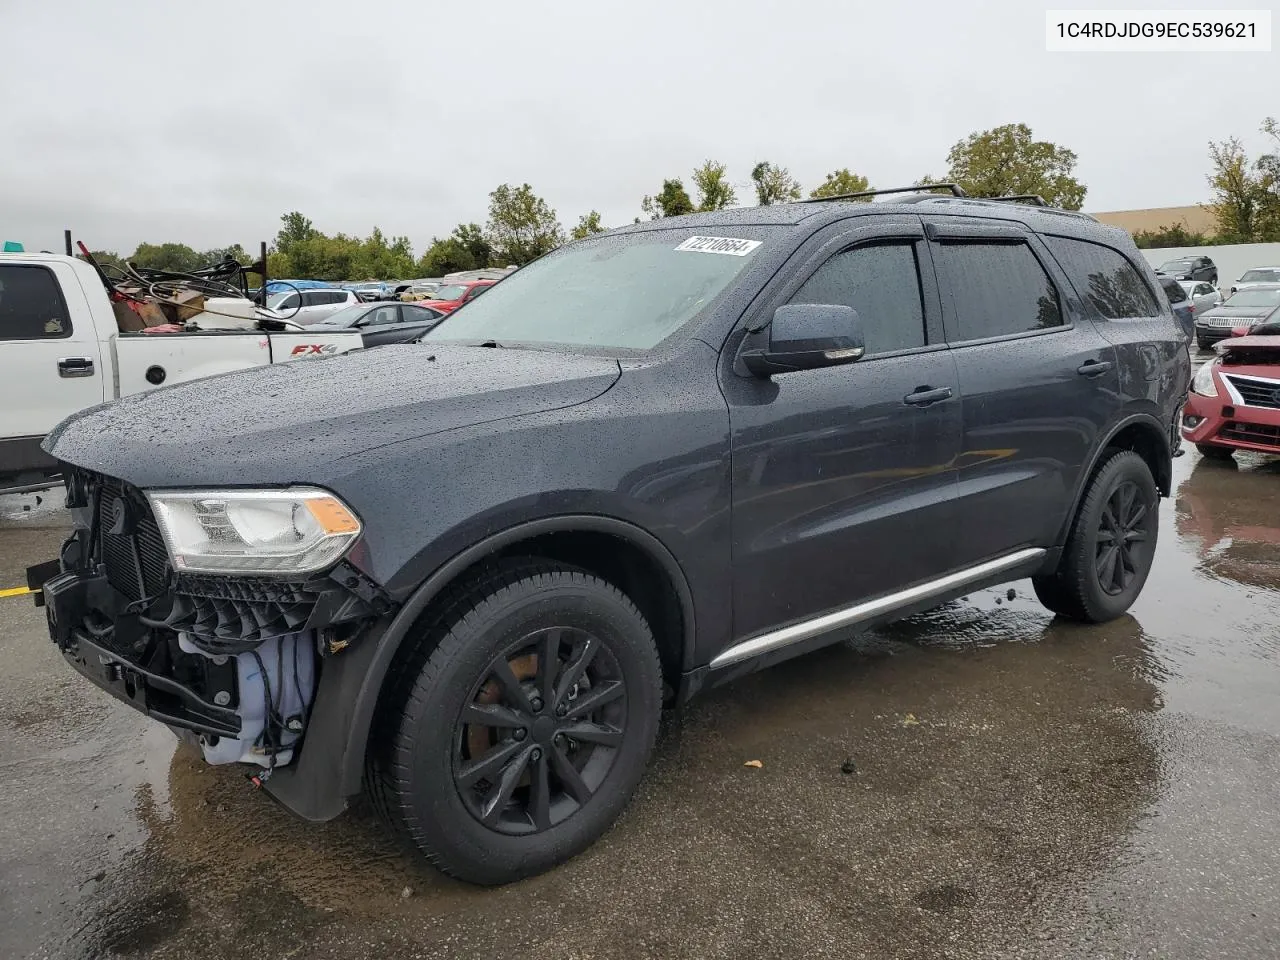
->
[1032,450,1159,623]
[368,561,663,885]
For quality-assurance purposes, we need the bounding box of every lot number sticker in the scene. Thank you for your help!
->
[675,236,762,256]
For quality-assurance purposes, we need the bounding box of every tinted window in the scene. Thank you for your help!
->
[1160,278,1187,303]
[1044,237,1160,319]
[404,305,442,321]
[0,265,72,340]
[934,241,1062,341]
[788,242,926,354]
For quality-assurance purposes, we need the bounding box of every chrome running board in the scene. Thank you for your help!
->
[709,547,1047,669]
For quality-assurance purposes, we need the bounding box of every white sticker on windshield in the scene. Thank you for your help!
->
[675,236,762,256]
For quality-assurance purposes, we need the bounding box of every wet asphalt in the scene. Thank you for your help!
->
[3,429,1279,958]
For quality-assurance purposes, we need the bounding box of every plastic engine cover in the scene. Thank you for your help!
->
[178,631,316,767]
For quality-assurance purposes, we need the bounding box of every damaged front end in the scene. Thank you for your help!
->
[29,467,392,782]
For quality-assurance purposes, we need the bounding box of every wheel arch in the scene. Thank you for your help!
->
[1057,412,1172,545]
[338,514,696,798]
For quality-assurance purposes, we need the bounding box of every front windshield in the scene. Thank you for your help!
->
[266,292,295,310]
[425,228,774,350]
[1224,289,1280,308]
[1159,260,1195,272]
[1240,269,1280,284]
[431,284,469,301]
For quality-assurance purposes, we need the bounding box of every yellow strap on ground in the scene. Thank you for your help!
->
[0,586,33,598]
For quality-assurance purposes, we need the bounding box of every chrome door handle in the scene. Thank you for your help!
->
[57,357,95,378]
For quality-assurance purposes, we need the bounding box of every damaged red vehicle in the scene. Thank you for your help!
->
[1183,331,1280,459]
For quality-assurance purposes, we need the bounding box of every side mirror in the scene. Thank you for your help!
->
[740,304,865,377]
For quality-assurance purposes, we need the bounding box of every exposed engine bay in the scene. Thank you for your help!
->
[32,467,389,776]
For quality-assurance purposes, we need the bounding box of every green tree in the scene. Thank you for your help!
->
[85,250,124,270]
[485,183,565,265]
[692,161,736,211]
[417,223,492,275]
[1131,224,1210,249]
[276,212,317,253]
[750,161,802,205]
[1206,137,1270,241]
[942,123,1086,209]
[641,178,696,219]
[570,210,605,240]
[809,168,872,200]
[128,242,202,273]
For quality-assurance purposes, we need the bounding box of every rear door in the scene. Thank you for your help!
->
[1041,233,1190,447]
[0,261,106,464]
[923,218,1121,565]
[723,218,963,640]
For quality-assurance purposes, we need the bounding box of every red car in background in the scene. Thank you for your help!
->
[1183,333,1280,459]
[418,279,496,314]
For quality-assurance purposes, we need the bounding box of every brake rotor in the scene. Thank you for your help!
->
[465,652,538,763]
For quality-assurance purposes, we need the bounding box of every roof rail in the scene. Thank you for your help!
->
[981,194,1048,206]
[796,183,967,204]
[904,194,1098,222]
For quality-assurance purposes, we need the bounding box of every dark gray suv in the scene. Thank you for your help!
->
[30,187,1191,885]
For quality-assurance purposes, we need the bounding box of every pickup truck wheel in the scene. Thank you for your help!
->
[368,561,662,885]
[1031,450,1158,623]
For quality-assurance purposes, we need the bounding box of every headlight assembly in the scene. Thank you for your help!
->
[147,488,361,575]
[1190,361,1218,398]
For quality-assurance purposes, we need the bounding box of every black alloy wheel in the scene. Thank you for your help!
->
[454,626,627,835]
[1031,449,1159,622]
[1093,480,1149,596]
[367,561,663,885]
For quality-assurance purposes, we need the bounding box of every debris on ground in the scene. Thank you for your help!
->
[840,757,857,775]
[902,713,920,727]
[743,759,764,769]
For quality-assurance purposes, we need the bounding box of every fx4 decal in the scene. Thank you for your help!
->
[290,344,343,356]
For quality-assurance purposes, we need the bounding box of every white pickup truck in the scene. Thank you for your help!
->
[1,253,364,493]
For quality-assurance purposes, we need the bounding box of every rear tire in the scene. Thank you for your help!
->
[1032,450,1158,623]
[368,561,663,885]
[1196,443,1234,461]
[1196,338,1211,351]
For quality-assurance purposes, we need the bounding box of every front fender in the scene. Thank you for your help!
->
[264,514,697,818]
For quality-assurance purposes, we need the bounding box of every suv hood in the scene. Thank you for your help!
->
[44,345,620,488]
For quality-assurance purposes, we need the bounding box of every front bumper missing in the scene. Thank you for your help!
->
[41,569,241,738]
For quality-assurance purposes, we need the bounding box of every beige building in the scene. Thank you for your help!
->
[1088,204,1217,236]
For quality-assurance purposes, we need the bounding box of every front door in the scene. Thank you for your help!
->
[722,221,963,641]
[0,261,105,474]
[922,218,1121,565]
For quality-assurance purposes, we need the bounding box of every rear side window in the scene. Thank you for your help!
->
[0,265,71,340]
[1044,237,1161,319]
[933,241,1062,341]
[788,242,927,354]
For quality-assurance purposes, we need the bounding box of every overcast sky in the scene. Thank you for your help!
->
[1,0,1275,257]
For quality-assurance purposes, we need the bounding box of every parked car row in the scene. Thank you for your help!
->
[1192,285,1280,350]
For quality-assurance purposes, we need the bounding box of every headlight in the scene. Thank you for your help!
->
[1191,362,1218,398]
[147,488,362,575]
